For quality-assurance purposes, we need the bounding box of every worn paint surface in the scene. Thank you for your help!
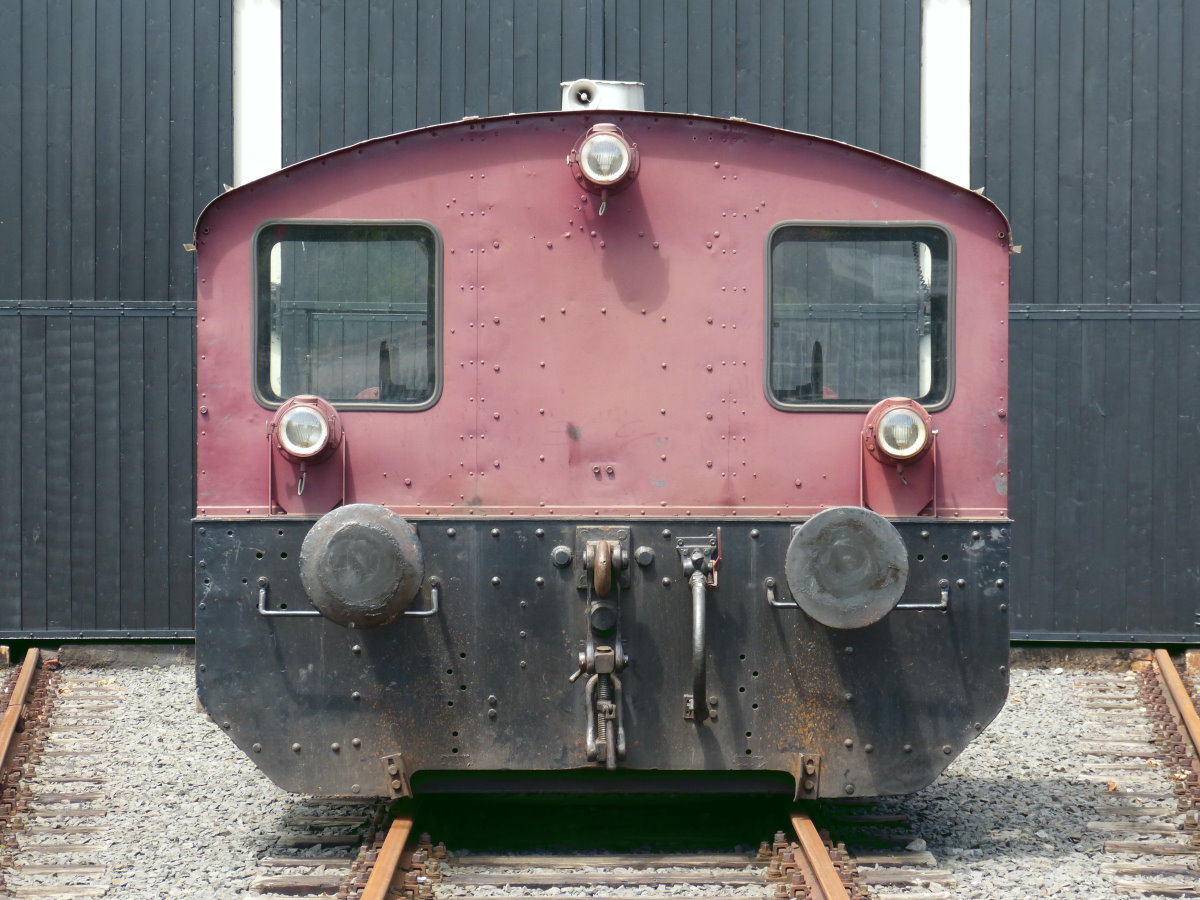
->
[194,111,1011,797]
[195,112,1010,520]
[197,518,1009,797]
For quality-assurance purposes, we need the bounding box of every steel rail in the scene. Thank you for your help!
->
[359,814,414,900]
[789,811,850,900]
[0,648,40,772]
[1152,649,1200,757]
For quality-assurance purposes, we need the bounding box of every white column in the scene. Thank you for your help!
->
[920,0,971,187]
[233,0,283,186]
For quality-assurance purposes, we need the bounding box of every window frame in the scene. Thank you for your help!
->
[250,218,444,412]
[763,220,956,413]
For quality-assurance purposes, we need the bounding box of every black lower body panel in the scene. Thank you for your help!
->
[195,517,1009,798]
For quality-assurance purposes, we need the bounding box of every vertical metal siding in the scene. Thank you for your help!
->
[0,1,232,638]
[975,0,1200,642]
[281,0,923,165]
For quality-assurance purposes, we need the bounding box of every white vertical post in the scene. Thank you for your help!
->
[920,0,972,187]
[233,0,283,186]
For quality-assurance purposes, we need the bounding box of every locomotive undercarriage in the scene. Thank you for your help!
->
[195,517,1009,799]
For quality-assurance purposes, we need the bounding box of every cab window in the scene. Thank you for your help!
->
[768,225,950,408]
[255,222,438,407]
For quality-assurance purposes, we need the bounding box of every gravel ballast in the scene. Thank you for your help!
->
[3,661,1185,898]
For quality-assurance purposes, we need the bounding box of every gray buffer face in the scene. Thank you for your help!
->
[299,504,424,628]
[785,506,909,629]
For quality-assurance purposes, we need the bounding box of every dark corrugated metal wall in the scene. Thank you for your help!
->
[281,0,922,164]
[30,1,1197,643]
[0,1,232,637]
[973,0,1200,641]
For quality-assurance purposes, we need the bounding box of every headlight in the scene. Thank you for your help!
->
[568,124,639,202]
[864,397,933,464]
[877,408,927,459]
[273,395,342,463]
[579,132,631,184]
[279,406,328,458]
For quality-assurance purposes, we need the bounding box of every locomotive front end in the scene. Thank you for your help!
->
[194,95,1011,799]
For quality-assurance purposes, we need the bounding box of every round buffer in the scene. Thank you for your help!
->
[300,504,424,628]
[784,506,909,629]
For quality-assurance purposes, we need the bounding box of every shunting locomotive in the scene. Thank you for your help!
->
[194,80,1011,799]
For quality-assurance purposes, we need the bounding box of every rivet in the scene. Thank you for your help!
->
[519,630,527,638]
[520,660,527,668]
[903,744,913,753]
[592,465,601,474]
[447,528,456,537]
[292,743,302,752]
[331,743,341,752]
[488,709,498,719]
[920,530,930,539]
[535,528,545,537]
[352,644,362,654]
[351,691,361,701]
[352,738,362,748]
[491,527,501,537]
[252,743,262,753]
[222,721,230,730]
[843,738,853,748]
[662,577,672,587]
[864,744,874,753]
[750,529,760,539]
[491,576,501,586]
[844,693,853,702]
[198,602,207,610]
[488,695,498,705]
[844,784,855,795]
[535,576,544,586]
[956,578,967,588]
[844,646,854,655]
[662,529,671,538]
[198,664,206,673]
[351,784,361,793]
[942,744,953,754]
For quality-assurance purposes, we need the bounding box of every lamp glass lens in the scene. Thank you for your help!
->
[281,407,328,456]
[879,409,925,458]
[581,134,629,183]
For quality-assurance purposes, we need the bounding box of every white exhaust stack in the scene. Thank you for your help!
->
[561,79,645,112]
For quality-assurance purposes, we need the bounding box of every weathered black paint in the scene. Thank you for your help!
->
[196,517,1009,797]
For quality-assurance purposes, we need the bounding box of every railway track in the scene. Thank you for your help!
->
[1076,649,1200,896]
[17,652,1200,897]
[245,806,951,900]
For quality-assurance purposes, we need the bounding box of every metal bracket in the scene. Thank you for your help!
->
[574,526,631,594]
[767,577,951,612]
[896,578,951,611]
[381,752,414,798]
[255,577,442,619]
[791,753,821,801]
[678,534,720,723]
[256,578,321,617]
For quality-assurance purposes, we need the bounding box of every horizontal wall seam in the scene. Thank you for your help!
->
[1010,303,1200,320]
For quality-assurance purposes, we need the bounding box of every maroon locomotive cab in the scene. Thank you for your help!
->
[194,81,1011,799]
